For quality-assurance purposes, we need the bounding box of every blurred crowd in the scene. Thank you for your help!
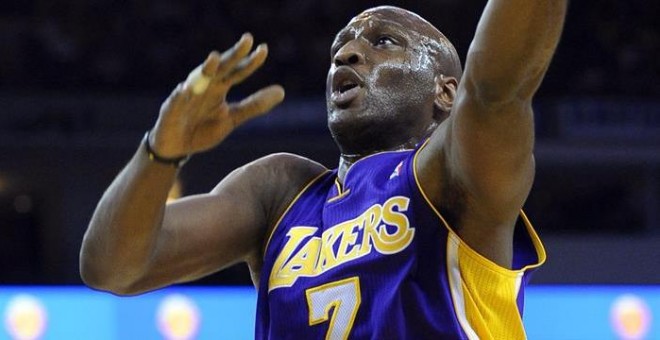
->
[0,0,657,285]
[0,0,657,97]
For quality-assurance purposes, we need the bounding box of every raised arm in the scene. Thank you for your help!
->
[464,0,568,104]
[417,1,567,267]
[80,34,296,295]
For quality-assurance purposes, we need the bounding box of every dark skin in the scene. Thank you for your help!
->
[80,2,567,296]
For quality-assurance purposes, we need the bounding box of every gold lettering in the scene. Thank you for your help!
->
[269,226,317,290]
[377,197,414,254]
[358,205,382,257]
[335,219,361,264]
[269,196,415,291]
[279,236,321,277]
[316,228,339,272]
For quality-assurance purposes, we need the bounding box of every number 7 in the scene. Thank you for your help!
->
[305,277,361,340]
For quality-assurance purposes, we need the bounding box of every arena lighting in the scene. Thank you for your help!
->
[3,294,47,340]
[610,294,652,340]
[0,285,658,338]
[156,294,201,340]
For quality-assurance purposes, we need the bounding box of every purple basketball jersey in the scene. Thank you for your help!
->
[255,146,545,339]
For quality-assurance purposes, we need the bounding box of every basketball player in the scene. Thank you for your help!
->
[80,2,566,338]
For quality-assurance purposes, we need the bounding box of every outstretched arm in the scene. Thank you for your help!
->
[80,34,291,295]
[417,0,567,267]
[464,0,568,104]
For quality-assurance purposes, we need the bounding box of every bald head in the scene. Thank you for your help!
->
[327,6,463,154]
[350,6,462,80]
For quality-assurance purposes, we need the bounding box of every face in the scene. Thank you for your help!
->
[326,7,451,154]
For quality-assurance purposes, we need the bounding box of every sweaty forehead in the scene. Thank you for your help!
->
[345,6,444,41]
[333,6,463,79]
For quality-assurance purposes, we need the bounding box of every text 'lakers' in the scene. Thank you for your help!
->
[269,196,414,290]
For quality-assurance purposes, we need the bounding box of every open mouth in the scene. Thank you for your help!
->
[339,81,359,94]
[331,67,364,107]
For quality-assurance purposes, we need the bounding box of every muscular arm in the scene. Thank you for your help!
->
[81,149,322,295]
[80,147,265,295]
[80,34,296,295]
[418,0,567,267]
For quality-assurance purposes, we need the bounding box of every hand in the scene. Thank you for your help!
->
[149,33,285,158]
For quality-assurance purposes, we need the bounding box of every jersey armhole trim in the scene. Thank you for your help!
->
[411,139,547,275]
[261,170,331,258]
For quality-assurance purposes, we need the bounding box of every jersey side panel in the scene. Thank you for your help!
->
[410,140,546,339]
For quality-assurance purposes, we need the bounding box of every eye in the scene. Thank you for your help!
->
[375,36,396,46]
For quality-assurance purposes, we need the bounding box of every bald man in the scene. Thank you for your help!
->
[81,2,566,338]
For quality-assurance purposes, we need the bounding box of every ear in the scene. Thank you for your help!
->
[433,75,457,117]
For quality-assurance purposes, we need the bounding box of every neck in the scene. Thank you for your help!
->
[334,121,439,183]
[337,143,412,183]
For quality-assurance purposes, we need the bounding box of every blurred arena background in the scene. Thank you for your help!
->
[0,0,658,338]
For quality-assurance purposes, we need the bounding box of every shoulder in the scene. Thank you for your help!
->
[210,153,328,216]
[236,153,329,275]
[218,152,327,185]
[239,152,329,223]
[255,152,327,172]
[245,152,328,187]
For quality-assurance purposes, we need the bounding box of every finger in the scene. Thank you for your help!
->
[183,52,221,96]
[184,65,212,95]
[201,51,222,77]
[228,85,285,125]
[224,43,268,86]
[215,33,254,78]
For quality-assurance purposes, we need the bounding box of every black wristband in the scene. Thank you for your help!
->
[143,131,190,168]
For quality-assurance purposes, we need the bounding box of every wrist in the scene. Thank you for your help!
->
[143,131,190,168]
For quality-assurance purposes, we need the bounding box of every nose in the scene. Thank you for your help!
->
[333,41,366,66]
